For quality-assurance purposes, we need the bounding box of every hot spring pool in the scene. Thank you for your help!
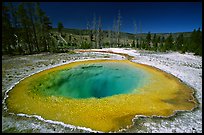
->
[5,60,197,132]
[36,62,149,99]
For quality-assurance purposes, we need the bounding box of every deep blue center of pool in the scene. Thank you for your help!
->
[44,62,148,99]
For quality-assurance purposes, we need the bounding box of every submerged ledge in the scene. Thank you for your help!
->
[4,59,197,132]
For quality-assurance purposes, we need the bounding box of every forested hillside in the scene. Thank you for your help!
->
[2,2,202,56]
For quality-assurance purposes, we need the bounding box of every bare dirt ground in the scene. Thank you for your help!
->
[2,48,202,133]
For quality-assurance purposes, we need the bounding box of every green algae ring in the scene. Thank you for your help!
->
[5,60,197,132]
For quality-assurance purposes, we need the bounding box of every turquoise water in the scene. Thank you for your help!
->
[37,62,149,99]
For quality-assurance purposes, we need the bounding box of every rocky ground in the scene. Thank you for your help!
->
[2,48,202,133]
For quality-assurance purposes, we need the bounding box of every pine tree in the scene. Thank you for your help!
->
[139,21,142,46]
[87,20,92,45]
[97,16,102,49]
[157,36,161,51]
[136,38,139,48]
[35,2,45,51]
[132,40,135,48]
[112,17,117,47]
[160,36,165,52]
[197,28,202,56]
[141,38,145,49]
[8,3,18,52]
[190,28,202,55]
[165,33,173,51]
[57,21,64,35]
[152,34,157,51]
[2,3,15,54]
[26,2,40,52]
[108,29,112,48]
[42,15,52,51]
[116,10,121,47]
[175,33,184,51]
[17,3,33,54]
[146,32,151,50]
[92,14,97,48]
[133,20,137,48]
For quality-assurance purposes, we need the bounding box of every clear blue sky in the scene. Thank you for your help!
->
[10,2,203,34]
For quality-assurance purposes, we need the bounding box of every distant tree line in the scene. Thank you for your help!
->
[131,28,201,56]
[2,2,202,56]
